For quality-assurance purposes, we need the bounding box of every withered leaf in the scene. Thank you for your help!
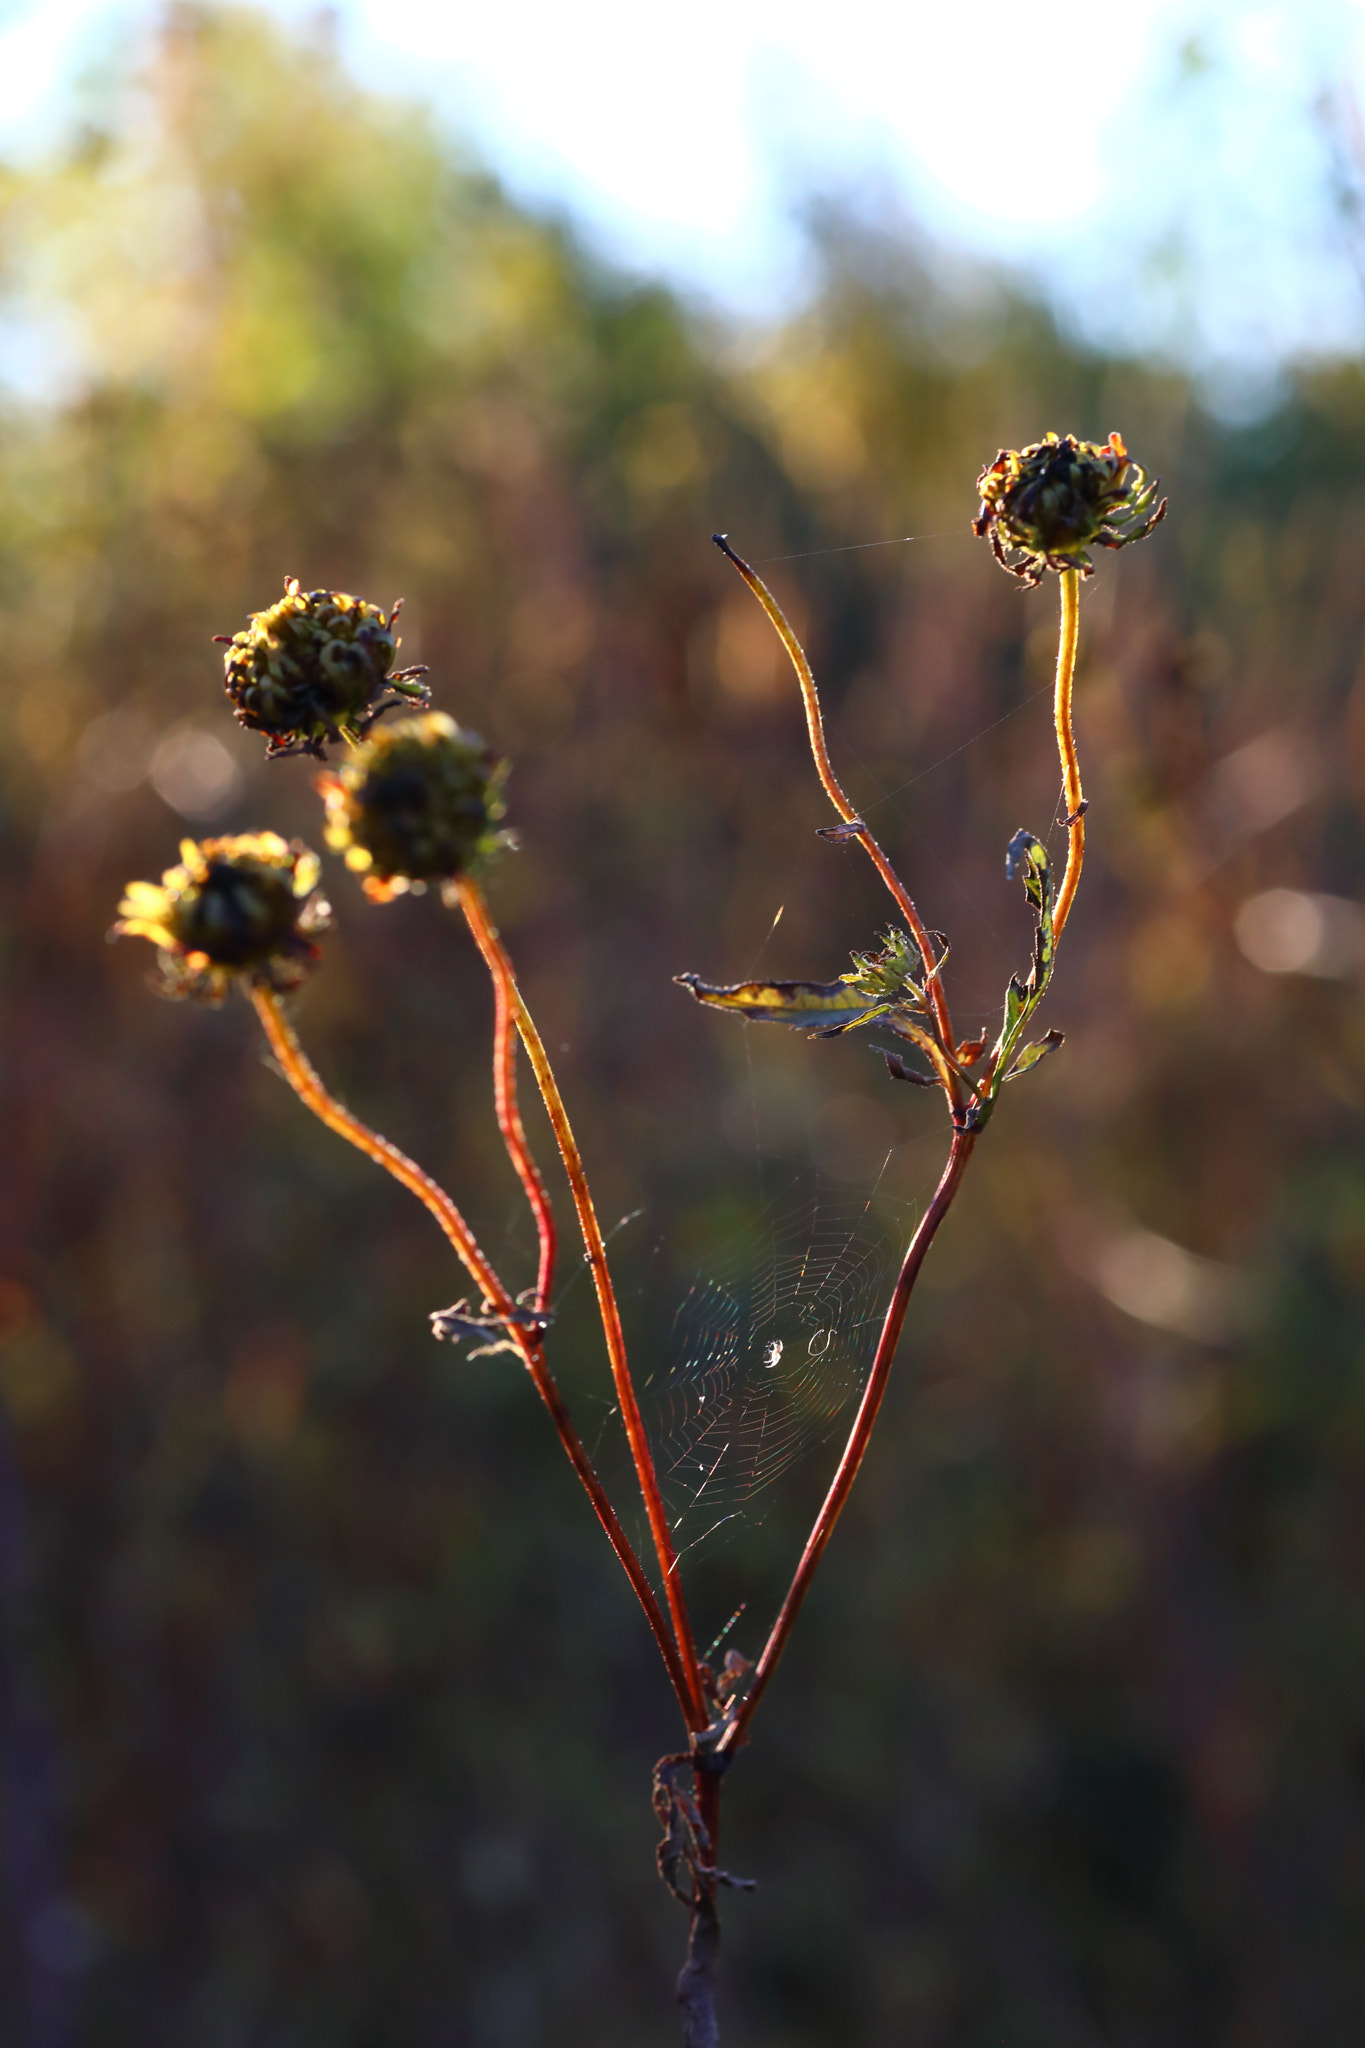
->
[674,972,883,1034]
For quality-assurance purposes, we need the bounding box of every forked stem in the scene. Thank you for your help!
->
[713,555,1088,1756]
[1052,566,1084,940]
[452,878,710,1733]
[249,984,696,1723]
[718,1126,977,1756]
[712,535,957,1078]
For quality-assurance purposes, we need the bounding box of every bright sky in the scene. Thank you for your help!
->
[3,0,1365,390]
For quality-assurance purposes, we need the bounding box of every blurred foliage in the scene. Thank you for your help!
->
[4,7,1365,2044]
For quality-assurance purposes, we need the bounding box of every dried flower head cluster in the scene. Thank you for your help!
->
[218,578,430,759]
[117,571,518,1000]
[114,833,331,1002]
[317,711,513,901]
[973,431,1166,586]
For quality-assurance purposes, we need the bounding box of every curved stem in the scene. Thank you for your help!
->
[717,1126,977,1757]
[1051,567,1084,941]
[452,880,710,1733]
[249,984,696,1723]
[253,983,507,1307]
[491,967,557,1313]
[712,535,957,1080]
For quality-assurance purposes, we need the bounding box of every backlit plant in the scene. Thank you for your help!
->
[113,440,1164,2046]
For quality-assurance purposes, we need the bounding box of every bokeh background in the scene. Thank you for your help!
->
[6,5,1365,2043]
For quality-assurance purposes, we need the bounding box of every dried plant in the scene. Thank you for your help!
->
[112,436,1164,2045]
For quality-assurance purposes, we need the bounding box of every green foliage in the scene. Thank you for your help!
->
[840,925,931,1008]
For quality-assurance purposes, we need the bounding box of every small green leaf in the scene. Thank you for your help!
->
[980,830,1060,1123]
[1004,1028,1065,1081]
[674,973,884,1034]
[840,927,930,1008]
[1003,831,1054,1004]
[1005,828,1048,909]
[1002,972,1028,1041]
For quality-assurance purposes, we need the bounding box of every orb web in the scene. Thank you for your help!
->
[640,1192,892,1564]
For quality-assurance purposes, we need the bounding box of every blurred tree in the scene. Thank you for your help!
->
[3,6,1365,2045]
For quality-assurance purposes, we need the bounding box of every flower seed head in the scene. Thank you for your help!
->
[973,431,1166,586]
[113,832,331,1002]
[219,578,430,759]
[317,711,513,901]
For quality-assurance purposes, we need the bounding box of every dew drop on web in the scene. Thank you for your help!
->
[636,1186,896,1570]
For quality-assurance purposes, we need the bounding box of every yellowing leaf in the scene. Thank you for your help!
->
[674,973,883,1034]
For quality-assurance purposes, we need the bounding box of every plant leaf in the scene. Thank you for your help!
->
[674,972,884,1034]
[980,831,1060,1123]
[840,926,928,1007]
[1004,1027,1065,1080]
[883,1050,937,1087]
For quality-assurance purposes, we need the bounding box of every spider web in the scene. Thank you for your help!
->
[638,1189,893,1567]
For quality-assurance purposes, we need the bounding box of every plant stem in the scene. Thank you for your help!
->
[253,983,507,1308]
[676,1891,721,2048]
[490,964,557,1313]
[675,1767,723,2047]
[717,1125,977,1757]
[249,984,697,1722]
[1051,566,1084,940]
[451,880,711,1733]
[712,534,957,1079]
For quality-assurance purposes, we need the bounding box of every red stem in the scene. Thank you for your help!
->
[250,984,696,1723]
[453,879,710,1732]
[712,534,958,1085]
[491,965,557,1313]
[717,1126,977,1755]
[517,1346,697,1725]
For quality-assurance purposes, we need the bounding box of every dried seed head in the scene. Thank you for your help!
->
[317,711,513,901]
[218,578,430,759]
[113,832,331,1002]
[973,432,1166,586]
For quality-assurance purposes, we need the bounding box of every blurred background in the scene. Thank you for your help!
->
[4,3,1365,2042]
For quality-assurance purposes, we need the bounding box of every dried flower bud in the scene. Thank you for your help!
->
[218,578,430,759]
[317,711,513,901]
[113,832,331,1002]
[973,431,1166,586]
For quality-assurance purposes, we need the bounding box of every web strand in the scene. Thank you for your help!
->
[640,1191,892,1568]
[753,528,973,565]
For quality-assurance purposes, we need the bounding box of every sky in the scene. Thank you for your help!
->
[2,0,1365,397]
